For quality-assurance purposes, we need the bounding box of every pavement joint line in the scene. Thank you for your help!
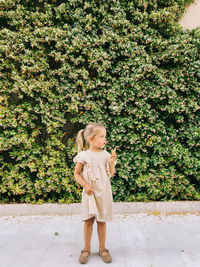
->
[0,201,200,216]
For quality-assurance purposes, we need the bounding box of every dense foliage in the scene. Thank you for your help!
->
[0,0,199,203]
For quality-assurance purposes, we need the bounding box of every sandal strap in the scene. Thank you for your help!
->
[81,249,90,254]
[99,248,109,255]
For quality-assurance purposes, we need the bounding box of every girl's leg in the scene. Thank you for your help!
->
[82,216,95,256]
[97,221,109,256]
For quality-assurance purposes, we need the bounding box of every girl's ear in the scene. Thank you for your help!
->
[88,135,94,144]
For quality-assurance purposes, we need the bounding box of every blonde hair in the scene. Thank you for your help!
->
[75,122,105,153]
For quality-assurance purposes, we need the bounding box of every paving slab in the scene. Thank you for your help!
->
[0,214,200,267]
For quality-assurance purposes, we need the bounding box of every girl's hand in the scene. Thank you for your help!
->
[110,148,117,163]
[85,183,94,195]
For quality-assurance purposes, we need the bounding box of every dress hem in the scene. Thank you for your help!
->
[81,215,113,222]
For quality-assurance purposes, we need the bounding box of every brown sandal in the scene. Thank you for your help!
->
[99,248,112,263]
[79,250,90,264]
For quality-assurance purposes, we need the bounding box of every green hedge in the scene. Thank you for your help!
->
[0,0,199,203]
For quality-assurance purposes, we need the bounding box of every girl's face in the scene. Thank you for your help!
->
[89,128,107,149]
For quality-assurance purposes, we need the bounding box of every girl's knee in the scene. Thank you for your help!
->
[85,217,95,226]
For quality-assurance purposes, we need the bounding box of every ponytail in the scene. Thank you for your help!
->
[76,129,88,153]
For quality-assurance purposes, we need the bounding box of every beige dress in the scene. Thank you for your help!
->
[73,149,117,222]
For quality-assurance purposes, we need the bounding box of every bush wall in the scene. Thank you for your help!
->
[0,0,199,203]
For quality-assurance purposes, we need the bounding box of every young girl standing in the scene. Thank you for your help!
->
[73,122,117,264]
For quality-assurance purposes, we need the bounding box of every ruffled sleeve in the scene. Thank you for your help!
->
[73,151,96,182]
[73,151,87,164]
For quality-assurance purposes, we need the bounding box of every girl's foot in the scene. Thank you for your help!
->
[79,250,90,264]
[99,248,112,263]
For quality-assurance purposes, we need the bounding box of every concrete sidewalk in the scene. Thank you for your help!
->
[0,201,200,216]
[0,213,200,267]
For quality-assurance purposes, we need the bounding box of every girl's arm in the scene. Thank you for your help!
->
[109,161,116,176]
[74,163,94,195]
[109,150,117,176]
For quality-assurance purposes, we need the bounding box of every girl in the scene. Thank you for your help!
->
[73,122,117,264]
